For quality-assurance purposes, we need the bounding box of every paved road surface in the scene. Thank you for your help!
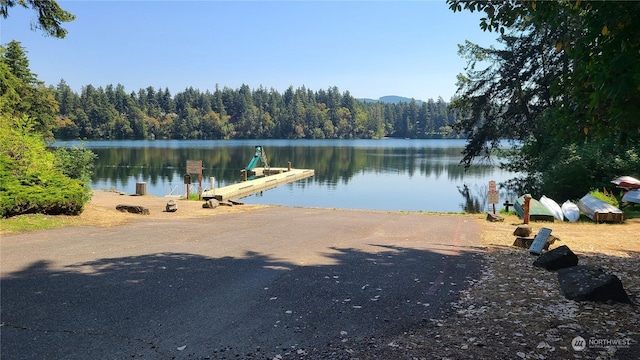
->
[1,207,483,359]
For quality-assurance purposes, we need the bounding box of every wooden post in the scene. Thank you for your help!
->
[241,169,247,182]
[287,161,292,171]
[524,194,532,224]
[183,174,191,200]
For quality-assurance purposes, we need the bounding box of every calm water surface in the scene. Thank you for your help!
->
[54,139,518,213]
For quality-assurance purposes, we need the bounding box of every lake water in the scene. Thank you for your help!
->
[54,139,518,213]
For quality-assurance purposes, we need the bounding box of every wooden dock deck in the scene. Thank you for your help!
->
[202,168,314,201]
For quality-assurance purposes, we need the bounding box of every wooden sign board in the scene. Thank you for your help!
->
[488,180,499,204]
[186,160,202,175]
[488,190,499,204]
[529,227,552,255]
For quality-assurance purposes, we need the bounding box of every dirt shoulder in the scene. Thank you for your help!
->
[360,215,640,360]
[64,189,269,228]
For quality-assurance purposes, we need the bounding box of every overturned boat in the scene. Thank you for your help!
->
[622,190,640,205]
[611,176,640,191]
[577,193,624,223]
[514,194,555,222]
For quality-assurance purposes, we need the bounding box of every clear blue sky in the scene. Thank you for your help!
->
[1,1,497,102]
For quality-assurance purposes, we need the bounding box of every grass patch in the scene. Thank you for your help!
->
[499,208,517,216]
[0,213,75,234]
[183,193,203,201]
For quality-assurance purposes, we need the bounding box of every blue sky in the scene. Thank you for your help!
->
[1,1,497,102]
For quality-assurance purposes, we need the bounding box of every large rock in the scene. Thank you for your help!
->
[557,266,631,303]
[116,204,150,215]
[165,199,178,212]
[513,225,532,237]
[533,245,578,270]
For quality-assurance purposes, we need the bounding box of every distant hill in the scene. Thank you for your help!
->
[358,95,423,105]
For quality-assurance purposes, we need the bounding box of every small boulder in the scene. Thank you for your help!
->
[486,212,504,222]
[533,245,578,270]
[165,199,178,212]
[513,237,536,249]
[203,199,219,209]
[515,235,559,250]
[557,266,631,303]
[513,225,532,237]
[547,234,561,246]
[116,204,150,215]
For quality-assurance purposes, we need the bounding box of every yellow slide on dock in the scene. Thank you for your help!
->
[202,168,314,201]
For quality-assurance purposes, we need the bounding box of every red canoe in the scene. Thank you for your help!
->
[611,176,640,190]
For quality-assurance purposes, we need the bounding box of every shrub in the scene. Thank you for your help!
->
[589,190,619,208]
[53,145,96,203]
[0,164,86,217]
[0,115,90,217]
[53,145,96,183]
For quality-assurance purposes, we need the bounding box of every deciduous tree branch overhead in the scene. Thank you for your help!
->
[447,0,640,200]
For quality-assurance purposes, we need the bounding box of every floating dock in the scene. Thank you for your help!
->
[202,167,314,201]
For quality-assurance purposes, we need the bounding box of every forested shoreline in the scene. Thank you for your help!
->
[52,81,461,141]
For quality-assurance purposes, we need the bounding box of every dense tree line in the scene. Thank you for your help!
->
[52,81,460,141]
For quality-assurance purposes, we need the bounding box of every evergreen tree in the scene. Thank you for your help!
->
[1,0,75,38]
[1,41,58,139]
[3,41,36,84]
[54,79,78,116]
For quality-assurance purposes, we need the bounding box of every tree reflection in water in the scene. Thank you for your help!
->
[54,139,518,213]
